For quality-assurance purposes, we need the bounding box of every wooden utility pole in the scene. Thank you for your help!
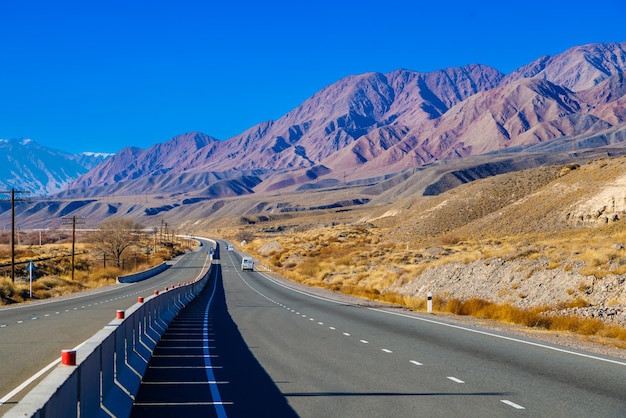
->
[62,216,85,281]
[1,188,29,282]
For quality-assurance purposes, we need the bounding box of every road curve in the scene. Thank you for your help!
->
[0,242,212,413]
[211,240,626,417]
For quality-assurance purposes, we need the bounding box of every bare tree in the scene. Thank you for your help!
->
[91,218,144,268]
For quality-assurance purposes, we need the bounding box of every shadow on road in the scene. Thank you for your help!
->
[131,261,297,418]
[210,263,298,417]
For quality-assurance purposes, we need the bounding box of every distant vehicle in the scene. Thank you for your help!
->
[227,244,235,251]
[241,257,254,271]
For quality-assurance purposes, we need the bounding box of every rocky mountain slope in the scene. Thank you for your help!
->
[3,42,626,229]
[0,138,110,196]
[227,155,626,328]
[68,42,626,199]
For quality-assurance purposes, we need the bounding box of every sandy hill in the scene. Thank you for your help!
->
[212,154,626,329]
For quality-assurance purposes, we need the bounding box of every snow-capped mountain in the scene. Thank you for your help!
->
[0,138,111,196]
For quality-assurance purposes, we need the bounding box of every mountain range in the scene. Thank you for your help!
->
[2,41,626,228]
[0,138,110,196]
[68,42,626,195]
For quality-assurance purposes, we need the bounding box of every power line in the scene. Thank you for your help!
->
[0,189,29,282]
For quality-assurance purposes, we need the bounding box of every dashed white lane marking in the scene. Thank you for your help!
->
[245,273,541,415]
[501,400,525,410]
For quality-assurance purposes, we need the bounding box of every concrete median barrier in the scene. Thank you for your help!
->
[5,258,213,418]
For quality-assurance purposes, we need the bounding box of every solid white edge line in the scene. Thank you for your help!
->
[0,244,212,406]
[0,359,59,406]
[133,401,234,406]
[255,270,626,366]
[0,341,85,406]
[365,306,626,366]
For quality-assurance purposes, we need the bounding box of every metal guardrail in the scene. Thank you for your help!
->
[116,261,171,284]
[5,256,214,418]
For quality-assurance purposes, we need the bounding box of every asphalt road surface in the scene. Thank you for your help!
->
[0,242,212,413]
[4,238,626,417]
[133,240,626,417]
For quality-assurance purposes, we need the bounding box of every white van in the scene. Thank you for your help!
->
[241,257,254,271]
[227,244,235,251]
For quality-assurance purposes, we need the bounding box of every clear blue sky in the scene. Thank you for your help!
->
[1,0,624,154]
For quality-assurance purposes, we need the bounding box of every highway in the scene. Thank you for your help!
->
[0,242,212,414]
[134,240,626,417]
[4,237,626,416]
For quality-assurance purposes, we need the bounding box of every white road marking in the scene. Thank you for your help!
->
[0,341,85,407]
[318,322,324,325]
[150,366,223,369]
[409,360,423,366]
[257,271,626,366]
[343,332,351,336]
[329,327,336,330]
[133,401,234,406]
[382,349,393,353]
[501,400,525,409]
[153,354,218,358]
[447,376,465,383]
[365,307,626,367]
[360,340,369,344]
[143,381,229,385]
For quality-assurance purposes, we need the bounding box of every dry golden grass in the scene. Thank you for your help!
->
[0,237,189,305]
[214,157,626,346]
